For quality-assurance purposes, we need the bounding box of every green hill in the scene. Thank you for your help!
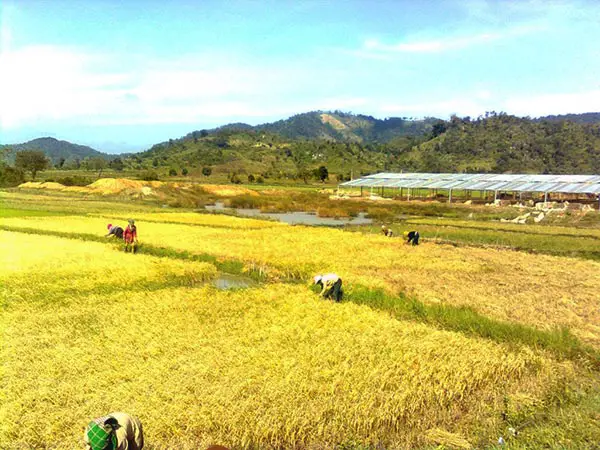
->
[131,111,600,180]
[537,112,600,124]
[1,137,109,165]
[402,113,600,173]
[208,111,439,142]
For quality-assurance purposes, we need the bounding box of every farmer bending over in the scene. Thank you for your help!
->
[83,412,144,450]
[313,273,343,302]
[381,225,393,237]
[403,230,420,246]
[124,219,138,253]
[105,223,124,239]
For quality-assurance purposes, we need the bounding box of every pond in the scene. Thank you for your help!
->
[204,202,373,226]
[213,272,258,290]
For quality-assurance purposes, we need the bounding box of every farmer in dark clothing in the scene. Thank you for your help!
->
[313,273,343,302]
[403,230,420,246]
[123,219,138,253]
[106,223,124,239]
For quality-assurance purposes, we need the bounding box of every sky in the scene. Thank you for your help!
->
[1,0,599,153]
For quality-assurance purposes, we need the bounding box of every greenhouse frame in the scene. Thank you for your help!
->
[339,173,600,204]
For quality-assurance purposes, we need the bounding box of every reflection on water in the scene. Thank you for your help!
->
[213,272,257,290]
[205,202,372,226]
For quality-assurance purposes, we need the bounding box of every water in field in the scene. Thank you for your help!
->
[213,272,258,290]
[205,202,373,226]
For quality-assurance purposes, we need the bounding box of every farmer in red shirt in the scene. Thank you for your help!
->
[123,218,138,253]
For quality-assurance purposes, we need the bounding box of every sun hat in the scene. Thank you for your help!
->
[313,275,323,284]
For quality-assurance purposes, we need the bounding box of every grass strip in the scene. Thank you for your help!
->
[346,284,600,367]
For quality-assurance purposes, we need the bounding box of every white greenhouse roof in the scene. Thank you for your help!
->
[340,173,600,194]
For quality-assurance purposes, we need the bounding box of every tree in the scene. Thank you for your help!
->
[200,130,209,138]
[202,167,212,177]
[317,165,329,182]
[169,168,178,176]
[181,167,188,176]
[431,120,448,138]
[15,150,48,180]
[152,158,159,168]
[89,157,107,177]
[110,157,124,171]
[247,174,255,183]
[56,157,66,169]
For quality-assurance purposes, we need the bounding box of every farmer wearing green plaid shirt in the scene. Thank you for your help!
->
[83,412,144,450]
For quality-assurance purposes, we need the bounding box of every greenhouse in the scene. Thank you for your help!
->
[339,172,600,204]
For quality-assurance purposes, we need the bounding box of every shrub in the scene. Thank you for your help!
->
[0,165,25,187]
[140,170,160,181]
[169,168,178,176]
[56,175,89,186]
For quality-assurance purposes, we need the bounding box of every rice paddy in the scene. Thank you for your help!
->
[1,189,599,448]
[3,214,599,347]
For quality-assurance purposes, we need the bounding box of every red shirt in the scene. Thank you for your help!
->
[123,225,137,242]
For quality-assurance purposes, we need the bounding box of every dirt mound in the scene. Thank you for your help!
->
[87,178,144,194]
[39,182,66,190]
[18,182,44,189]
[200,184,259,197]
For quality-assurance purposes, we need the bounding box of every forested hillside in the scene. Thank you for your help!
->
[0,137,108,165]
[130,112,600,180]
[400,113,600,173]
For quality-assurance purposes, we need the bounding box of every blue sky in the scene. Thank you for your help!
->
[1,0,599,153]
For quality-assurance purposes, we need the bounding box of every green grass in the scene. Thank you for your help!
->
[352,220,600,261]
[344,285,599,367]
[0,207,66,218]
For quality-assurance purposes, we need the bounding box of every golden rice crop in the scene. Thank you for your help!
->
[0,279,573,449]
[409,217,600,240]
[0,231,216,303]
[0,191,161,214]
[200,184,259,197]
[3,215,599,346]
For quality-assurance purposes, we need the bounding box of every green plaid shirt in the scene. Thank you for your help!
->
[86,416,117,450]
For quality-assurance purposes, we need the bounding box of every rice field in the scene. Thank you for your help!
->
[0,231,217,304]
[2,192,600,448]
[3,214,599,347]
[0,238,576,447]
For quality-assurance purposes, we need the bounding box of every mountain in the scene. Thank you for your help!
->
[132,111,600,178]
[208,111,439,143]
[1,137,109,165]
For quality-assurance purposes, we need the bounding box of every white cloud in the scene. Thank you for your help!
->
[380,98,490,118]
[504,90,600,117]
[357,24,544,56]
[0,44,312,128]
